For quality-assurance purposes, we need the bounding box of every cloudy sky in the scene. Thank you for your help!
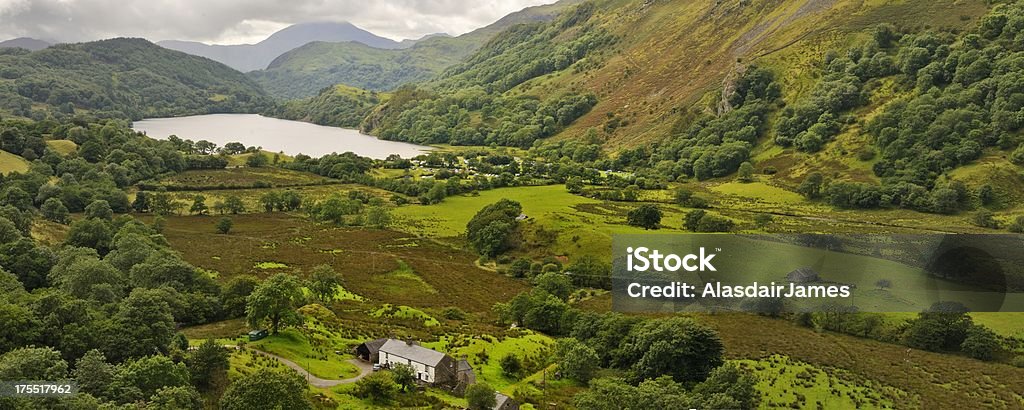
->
[0,0,556,44]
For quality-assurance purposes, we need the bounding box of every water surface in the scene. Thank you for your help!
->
[133,114,430,159]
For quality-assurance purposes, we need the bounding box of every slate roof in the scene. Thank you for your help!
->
[495,392,513,409]
[379,339,448,366]
[362,338,388,353]
[456,358,473,372]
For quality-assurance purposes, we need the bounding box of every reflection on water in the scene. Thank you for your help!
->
[133,114,431,159]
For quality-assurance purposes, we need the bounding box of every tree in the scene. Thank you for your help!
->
[566,176,584,194]
[0,217,21,245]
[684,210,706,231]
[1009,216,1024,233]
[113,355,191,399]
[220,369,311,410]
[222,275,258,317]
[41,197,69,223]
[259,191,282,212]
[187,339,229,390]
[354,370,398,404]
[797,172,824,199]
[0,346,67,380]
[566,255,611,289]
[391,363,416,392]
[109,289,177,360]
[150,385,203,410]
[49,255,124,301]
[500,354,522,378]
[133,191,150,213]
[246,273,303,334]
[246,152,268,167]
[465,382,497,410]
[536,272,573,301]
[673,188,694,206]
[65,218,113,253]
[308,264,342,303]
[224,195,245,214]
[695,213,734,232]
[619,317,724,383]
[216,217,233,234]
[875,279,892,289]
[557,338,599,383]
[508,258,532,278]
[905,302,973,352]
[466,199,522,256]
[960,325,999,361]
[737,161,755,182]
[626,204,662,230]
[75,350,114,399]
[973,210,999,229]
[189,195,208,215]
[85,199,113,221]
[691,364,758,409]
[365,206,392,228]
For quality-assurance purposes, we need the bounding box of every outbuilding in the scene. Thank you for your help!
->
[354,338,389,363]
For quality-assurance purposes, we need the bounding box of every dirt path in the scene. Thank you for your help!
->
[229,346,373,388]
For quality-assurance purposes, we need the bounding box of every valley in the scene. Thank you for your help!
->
[1,0,1023,409]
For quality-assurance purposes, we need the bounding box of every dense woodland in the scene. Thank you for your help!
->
[0,38,270,121]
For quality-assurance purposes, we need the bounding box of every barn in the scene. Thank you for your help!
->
[354,338,389,363]
[786,267,820,283]
[495,392,519,410]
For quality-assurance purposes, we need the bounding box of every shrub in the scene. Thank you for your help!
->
[216,217,233,234]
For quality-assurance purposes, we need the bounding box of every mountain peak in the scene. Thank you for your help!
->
[0,37,51,51]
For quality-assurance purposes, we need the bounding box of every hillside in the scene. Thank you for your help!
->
[159,21,406,72]
[249,0,583,99]
[263,83,384,128]
[0,37,50,51]
[0,38,270,120]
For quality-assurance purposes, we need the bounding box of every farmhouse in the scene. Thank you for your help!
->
[377,339,456,384]
[786,267,820,283]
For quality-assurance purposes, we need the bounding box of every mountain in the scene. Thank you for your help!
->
[249,0,583,99]
[355,0,1024,207]
[158,21,404,72]
[0,38,269,120]
[0,37,51,51]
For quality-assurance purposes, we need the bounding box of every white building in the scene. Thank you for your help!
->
[377,339,455,384]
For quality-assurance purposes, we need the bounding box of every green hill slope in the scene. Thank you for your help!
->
[248,0,582,99]
[0,38,270,120]
[263,84,383,128]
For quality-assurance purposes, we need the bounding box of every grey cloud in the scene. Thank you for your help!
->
[0,0,553,44]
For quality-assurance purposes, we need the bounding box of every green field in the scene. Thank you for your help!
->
[423,332,555,392]
[44,139,77,156]
[0,150,29,174]
[737,355,904,409]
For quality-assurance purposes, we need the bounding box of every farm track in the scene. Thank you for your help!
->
[229,345,372,388]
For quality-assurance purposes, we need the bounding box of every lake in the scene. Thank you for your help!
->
[132,114,431,159]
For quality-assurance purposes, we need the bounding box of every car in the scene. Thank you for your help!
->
[372,364,381,371]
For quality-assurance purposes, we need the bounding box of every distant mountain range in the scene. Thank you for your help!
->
[248,0,583,98]
[0,37,51,51]
[158,21,415,72]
